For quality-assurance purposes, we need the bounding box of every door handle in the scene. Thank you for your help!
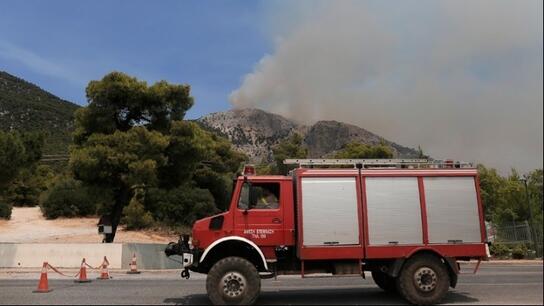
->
[272,218,282,224]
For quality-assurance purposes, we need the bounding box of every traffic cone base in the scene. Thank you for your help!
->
[127,270,141,274]
[97,276,112,280]
[75,279,92,283]
[33,288,53,293]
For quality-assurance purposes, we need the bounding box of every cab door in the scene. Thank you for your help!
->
[233,180,285,246]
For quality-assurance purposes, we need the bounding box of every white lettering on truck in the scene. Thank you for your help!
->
[243,229,275,239]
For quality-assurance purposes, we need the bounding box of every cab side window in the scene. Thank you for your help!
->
[253,183,280,209]
[237,182,280,210]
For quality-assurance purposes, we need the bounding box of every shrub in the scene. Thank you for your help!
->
[40,178,95,219]
[122,193,154,230]
[490,242,510,258]
[7,166,54,207]
[8,179,40,207]
[511,243,528,259]
[0,201,12,219]
[146,185,217,227]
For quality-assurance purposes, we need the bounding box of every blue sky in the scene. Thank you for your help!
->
[0,0,271,119]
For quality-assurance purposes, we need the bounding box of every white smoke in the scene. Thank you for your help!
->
[230,0,543,173]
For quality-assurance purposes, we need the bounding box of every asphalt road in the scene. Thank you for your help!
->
[0,264,542,305]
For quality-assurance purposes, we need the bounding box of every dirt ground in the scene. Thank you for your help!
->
[0,207,178,243]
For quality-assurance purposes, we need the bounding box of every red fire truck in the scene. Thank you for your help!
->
[165,159,489,305]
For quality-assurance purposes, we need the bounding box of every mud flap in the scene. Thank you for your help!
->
[444,257,459,288]
[387,258,406,278]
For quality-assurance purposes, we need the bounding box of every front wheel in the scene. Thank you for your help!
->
[396,254,450,305]
[206,256,261,305]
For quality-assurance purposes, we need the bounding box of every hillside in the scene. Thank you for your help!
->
[0,71,80,154]
[198,108,420,163]
[0,72,418,161]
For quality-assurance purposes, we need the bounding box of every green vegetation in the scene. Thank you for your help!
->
[333,141,393,159]
[0,71,79,156]
[489,242,510,258]
[68,72,245,241]
[121,189,154,230]
[39,177,96,219]
[490,242,531,259]
[0,130,44,219]
[478,165,542,226]
[272,133,308,175]
[255,136,395,175]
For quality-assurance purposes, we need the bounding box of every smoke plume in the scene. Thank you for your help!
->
[230,0,543,173]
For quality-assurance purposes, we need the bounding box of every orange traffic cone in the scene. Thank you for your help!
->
[33,262,53,293]
[75,258,92,283]
[97,256,111,280]
[127,253,141,274]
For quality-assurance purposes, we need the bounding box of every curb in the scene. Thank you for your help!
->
[480,260,543,265]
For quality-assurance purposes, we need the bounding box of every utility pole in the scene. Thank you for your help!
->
[520,176,538,257]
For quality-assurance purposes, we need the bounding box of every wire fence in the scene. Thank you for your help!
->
[488,220,543,258]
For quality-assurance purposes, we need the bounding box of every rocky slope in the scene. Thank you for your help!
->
[198,108,419,163]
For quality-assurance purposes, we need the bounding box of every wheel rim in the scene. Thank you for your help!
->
[413,267,437,292]
[221,271,246,298]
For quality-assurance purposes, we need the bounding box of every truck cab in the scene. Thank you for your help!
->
[166,159,489,305]
[188,173,295,273]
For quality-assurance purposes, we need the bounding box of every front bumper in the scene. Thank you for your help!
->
[165,235,201,269]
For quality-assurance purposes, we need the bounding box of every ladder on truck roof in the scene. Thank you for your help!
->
[283,158,473,169]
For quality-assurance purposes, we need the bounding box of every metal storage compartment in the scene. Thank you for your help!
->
[300,177,360,246]
[424,177,482,243]
[366,177,423,245]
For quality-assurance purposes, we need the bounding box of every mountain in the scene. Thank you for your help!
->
[0,71,418,161]
[0,71,80,154]
[198,108,420,163]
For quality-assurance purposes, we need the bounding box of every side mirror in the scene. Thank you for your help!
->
[241,181,253,214]
[249,184,258,209]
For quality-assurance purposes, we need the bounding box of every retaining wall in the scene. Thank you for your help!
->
[0,243,180,269]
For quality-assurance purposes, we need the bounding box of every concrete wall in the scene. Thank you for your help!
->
[0,243,181,269]
[121,243,179,270]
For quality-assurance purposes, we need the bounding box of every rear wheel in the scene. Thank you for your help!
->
[371,270,397,293]
[206,256,261,305]
[396,254,450,305]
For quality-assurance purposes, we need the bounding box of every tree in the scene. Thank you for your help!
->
[71,127,169,241]
[0,131,44,185]
[272,133,308,175]
[72,72,194,242]
[477,165,505,221]
[71,72,245,241]
[73,71,193,143]
[0,131,44,219]
[333,141,393,159]
[527,169,543,225]
[478,164,543,227]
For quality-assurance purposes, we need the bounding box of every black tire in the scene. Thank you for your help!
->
[396,254,450,305]
[206,256,261,305]
[371,270,397,293]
